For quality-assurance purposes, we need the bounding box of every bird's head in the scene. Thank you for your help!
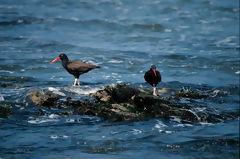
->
[151,65,157,76]
[50,53,68,64]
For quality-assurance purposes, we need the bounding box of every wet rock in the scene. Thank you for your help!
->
[29,90,60,107]
[88,84,200,122]
[175,88,208,99]
[133,93,199,122]
[90,83,139,103]
[0,105,12,118]
[97,103,143,122]
[27,84,236,123]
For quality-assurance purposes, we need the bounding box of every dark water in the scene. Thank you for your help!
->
[0,0,239,158]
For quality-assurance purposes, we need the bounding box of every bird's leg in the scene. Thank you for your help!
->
[153,84,157,96]
[77,78,80,86]
[73,78,77,86]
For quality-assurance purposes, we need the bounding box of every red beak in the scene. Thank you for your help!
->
[153,69,157,76]
[50,57,60,64]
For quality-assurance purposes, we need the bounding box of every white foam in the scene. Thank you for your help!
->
[103,75,111,79]
[50,135,58,139]
[199,122,214,126]
[116,80,123,84]
[108,60,123,64]
[48,114,60,119]
[173,124,193,127]
[0,95,4,101]
[28,118,59,124]
[165,131,173,134]
[131,129,142,135]
[48,87,66,96]
[0,70,14,74]
[66,119,75,123]
[170,116,181,123]
[64,86,102,95]
[164,29,172,32]
[50,134,69,139]
[63,135,69,138]
[214,36,236,46]
[154,120,168,133]
[235,71,240,74]
[28,115,59,124]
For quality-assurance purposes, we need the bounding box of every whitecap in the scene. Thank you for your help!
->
[63,135,69,138]
[154,120,167,129]
[108,60,123,64]
[173,124,193,127]
[235,71,240,74]
[164,29,172,32]
[165,131,173,134]
[28,116,59,124]
[0,95,4,102]
[0,70,14,74]
[214,36,236,46]
[170,116,181,123]
[28,118,59,124]
[199,122,214,126]
[64,86,102,95]
[131,129,142,135]
[116,80,123,84]
[48,87,66,96]
[66,118,75,123]
[50,135,58,139]
[48,114,60,119]
[103,75,111,79]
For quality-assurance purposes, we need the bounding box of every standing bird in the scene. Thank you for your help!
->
[50,53,100,86]
[144,65,161,96]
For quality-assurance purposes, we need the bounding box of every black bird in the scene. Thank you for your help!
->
[144,65,161,96]
[50,53,100,86]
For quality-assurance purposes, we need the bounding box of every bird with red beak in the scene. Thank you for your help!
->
[144,65,162,96]
[50,53,100,86]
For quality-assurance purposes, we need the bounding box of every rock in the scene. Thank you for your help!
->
[133,93,199,122]
[90,83,139,103]
[175,88,208,99]
[0,105,12,118]
[96,103,144,122]
[90,89,111,102]
[29,90,60,107]
[27,84,235,123]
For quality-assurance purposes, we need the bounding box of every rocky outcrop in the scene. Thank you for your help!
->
[0,105,12,118]
[29,90,61,108]
[28,84,237,123]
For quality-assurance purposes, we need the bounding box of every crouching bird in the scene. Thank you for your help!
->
[50,53,100,86]
[144,65,162,96]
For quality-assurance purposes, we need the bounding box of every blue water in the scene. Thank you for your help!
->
[0,0,239,158]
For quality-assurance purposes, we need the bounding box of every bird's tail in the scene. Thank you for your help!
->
[95,65,100,68]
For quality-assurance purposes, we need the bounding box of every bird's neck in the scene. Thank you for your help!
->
[61,59,69,68]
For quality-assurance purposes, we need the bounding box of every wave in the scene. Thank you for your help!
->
[0,16,44,26]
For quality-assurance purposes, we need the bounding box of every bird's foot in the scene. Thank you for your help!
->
[153,87,157,96]
[72,84,80,87]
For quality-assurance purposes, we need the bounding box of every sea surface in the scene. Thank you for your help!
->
[0,0,239,158]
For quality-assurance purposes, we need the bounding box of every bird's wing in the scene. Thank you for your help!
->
[156,71,161,82]
[66,61,93,72]
[144,70,153,83]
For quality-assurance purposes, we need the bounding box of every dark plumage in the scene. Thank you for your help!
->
[50,53,100,86]
[144,65,161,96]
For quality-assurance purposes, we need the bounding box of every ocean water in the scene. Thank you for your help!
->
[0,0,239,158]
